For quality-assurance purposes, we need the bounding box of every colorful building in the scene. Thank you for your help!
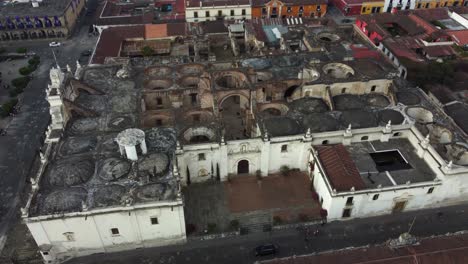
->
[0,0,85,42]
[251,0,327,19]
[331,0,384,16]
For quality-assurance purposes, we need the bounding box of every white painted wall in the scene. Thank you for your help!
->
[185,6,252,22]
[25,204,186,263]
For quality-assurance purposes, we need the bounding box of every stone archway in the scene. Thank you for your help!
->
[237,160,249,174]
[219,93,250,140]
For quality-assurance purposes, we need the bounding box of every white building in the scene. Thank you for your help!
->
[23,64,186,264]
[185,0,252,22]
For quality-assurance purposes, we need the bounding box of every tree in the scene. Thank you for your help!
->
[140,46,154,57]
[16,47,27,54]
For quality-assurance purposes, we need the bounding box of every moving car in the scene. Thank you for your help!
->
[254,244,278,256]
[49,42,61,47]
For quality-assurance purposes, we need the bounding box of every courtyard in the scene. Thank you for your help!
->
[183,171,321,235]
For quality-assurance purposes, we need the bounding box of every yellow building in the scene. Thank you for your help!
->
[361,0,385,14]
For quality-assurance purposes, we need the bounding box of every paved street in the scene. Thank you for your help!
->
[0,3,99,251]
[65,203,468,264]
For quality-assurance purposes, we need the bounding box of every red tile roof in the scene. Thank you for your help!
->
[260,233,468,264]
[315,144,366,192]
[92,25,145,64]
[447,30,468,46]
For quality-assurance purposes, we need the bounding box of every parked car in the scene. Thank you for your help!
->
[80,50,92,56]
[254,244,278,256]
[49,42,61,47]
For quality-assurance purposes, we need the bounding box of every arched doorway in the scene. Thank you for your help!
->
[237,160,249,174]
[220,94,249,140]
[284,85,299,99]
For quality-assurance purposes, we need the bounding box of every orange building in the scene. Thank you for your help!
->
[251,0,327,18]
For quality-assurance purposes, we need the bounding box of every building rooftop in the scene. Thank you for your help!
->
[0,0,74,18]
[346,139,437,189]
[28,66,181,217]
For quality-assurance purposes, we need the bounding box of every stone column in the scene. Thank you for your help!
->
[140,139,148,155]
[125,146,138,161]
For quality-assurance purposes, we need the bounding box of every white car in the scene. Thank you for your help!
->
[49,42,61,47]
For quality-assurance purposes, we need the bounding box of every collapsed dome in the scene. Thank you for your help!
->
[363,94,391,108]
[60,136,97,156]
[68,118,99,135]
[317,32,341,42]
[93,184,126,208]
[340,110,377,129]
[378,109,405,125]
[289,97,329,114]
[135,183,175,201]
[183,126,216,143]
[427,124,453,144]
[274,55,303,67]
[397,91,421,105]
[146,127,177,152]
[323,63,355,79]
[138,153,170,177]
[264,116,302,136]
[406,107,434,123]
[298,67,320,82]
[146,79,173,90]
[303,113,339,132]
[179,76,200,88]
[177,64,205,76]
[333,94,365,111]
[116,128,145,147]
[98,157,131,181]
[41,188,87,214]
[47,157,95,187]
[446,143,468,166]
[145,66,172,78]
[215,72,248,89]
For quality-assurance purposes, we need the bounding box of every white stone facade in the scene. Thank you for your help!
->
[185,5,252,22]
[25,203,186,263]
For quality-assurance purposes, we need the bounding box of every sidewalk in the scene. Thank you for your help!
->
[65,203,468,264]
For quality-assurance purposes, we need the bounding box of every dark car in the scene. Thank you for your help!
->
[254,244,278,256]
[80,50,92,56]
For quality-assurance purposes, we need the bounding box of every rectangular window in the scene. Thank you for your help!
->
[231,10,235,16]
[262,7,267,14]
[281,144,288,152]
[371,85,376,92]
[151,217,159,225]
[242,9,246,15]
[299,6,304,12]
[287,6,292,12]
[194,11,198,18]
[342,208,352,218]
[218,10,222,16]
[427,187,434,194]
[206,11,210,17]
[156,97,162,105]
[111,228,119,235]
[346,197,353,206]
[198,153,205,161]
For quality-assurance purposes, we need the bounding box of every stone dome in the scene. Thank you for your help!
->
[138,153,170,177]
[364,94,391,108]
[135,183,175,201]
[93,184,126,208]
[47,158,95,187]
[289,97,329,114]
[333,94,365,111]
[340,110,377,129]
[98,157,131,181]
[397,91,421,105]
[378,109,405,125]
[41,188,87,214]
[303,113,339,132]
[264,116,302,136]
